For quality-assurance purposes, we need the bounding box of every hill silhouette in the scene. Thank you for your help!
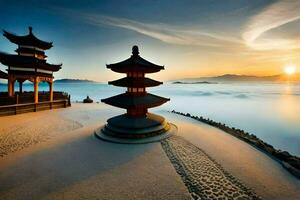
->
[180,73,300,82]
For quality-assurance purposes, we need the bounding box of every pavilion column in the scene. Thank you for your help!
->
[34,77,39,103]
[49,81,53,102]
[8,76,12,97]
[12,80,15,96]
[8,75,15,97]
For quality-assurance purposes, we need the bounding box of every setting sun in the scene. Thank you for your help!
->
[284,66,296,75]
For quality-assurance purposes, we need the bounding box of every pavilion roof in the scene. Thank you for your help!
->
[0,70,7,79]
[3,27,53,50]
[106,46,164,74]
[101,93,169,109]
[0,52,62,72]
[108,77,162,87]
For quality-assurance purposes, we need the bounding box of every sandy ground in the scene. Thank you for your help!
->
[0,103,299,199]
[0,110,82,157]
[0,104,190,200]
[161,111,300,199]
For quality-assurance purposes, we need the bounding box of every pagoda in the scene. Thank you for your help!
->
[95,45,176,143]
[0,27,62,103]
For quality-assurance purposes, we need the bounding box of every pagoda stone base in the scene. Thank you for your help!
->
[95,113,177,144]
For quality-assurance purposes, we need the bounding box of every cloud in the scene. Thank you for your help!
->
[53,7,241,48]
[243,0,300,50]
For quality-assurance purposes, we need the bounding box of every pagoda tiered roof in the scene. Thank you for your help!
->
[101,93,169,109]
[0,52,61,71]
[3,27,53,50]
[107,46,164,74]
[98,46,171,141]
[0,70,7,79]
[109,77,162,87]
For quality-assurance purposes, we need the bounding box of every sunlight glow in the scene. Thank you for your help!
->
[284,66,296,75]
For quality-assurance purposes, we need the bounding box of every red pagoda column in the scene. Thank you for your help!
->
[96,46,177,143]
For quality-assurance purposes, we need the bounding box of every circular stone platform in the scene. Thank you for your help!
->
[95,113,177,144]
[95,123,177,144]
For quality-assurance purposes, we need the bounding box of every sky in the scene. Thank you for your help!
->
[0,0,300,82]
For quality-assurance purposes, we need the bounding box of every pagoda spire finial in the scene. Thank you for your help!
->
[132,45,139,56]
[29,26,33,34]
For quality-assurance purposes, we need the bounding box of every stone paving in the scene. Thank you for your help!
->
[161,135,261,200]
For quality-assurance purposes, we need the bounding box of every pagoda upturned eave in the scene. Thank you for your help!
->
[108,77,163,88]
[3,29,53,50]
[106,56,164,74]
[0,53,62,72]
[101,93,170,109]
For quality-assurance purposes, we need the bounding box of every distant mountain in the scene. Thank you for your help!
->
[173,81,217,84]
[179,74,300,82]
[54,79,98,83]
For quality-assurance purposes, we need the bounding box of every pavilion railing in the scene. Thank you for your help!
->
[0,99,70,116]
[0,91,71,116]
[0,91,70,106]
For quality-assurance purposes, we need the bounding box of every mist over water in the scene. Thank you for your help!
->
[1,82,300,156]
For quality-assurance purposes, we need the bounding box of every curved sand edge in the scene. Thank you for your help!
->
[170,110,300,179]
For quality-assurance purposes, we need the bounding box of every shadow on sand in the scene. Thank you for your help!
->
[0,131,157,199]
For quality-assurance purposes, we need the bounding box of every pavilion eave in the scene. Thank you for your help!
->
[0,53,62,72]
[3,29,53,50]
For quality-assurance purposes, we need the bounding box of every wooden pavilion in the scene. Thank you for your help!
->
[0,27,70,115]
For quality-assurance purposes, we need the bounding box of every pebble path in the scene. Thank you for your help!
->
[161,136,261,200]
